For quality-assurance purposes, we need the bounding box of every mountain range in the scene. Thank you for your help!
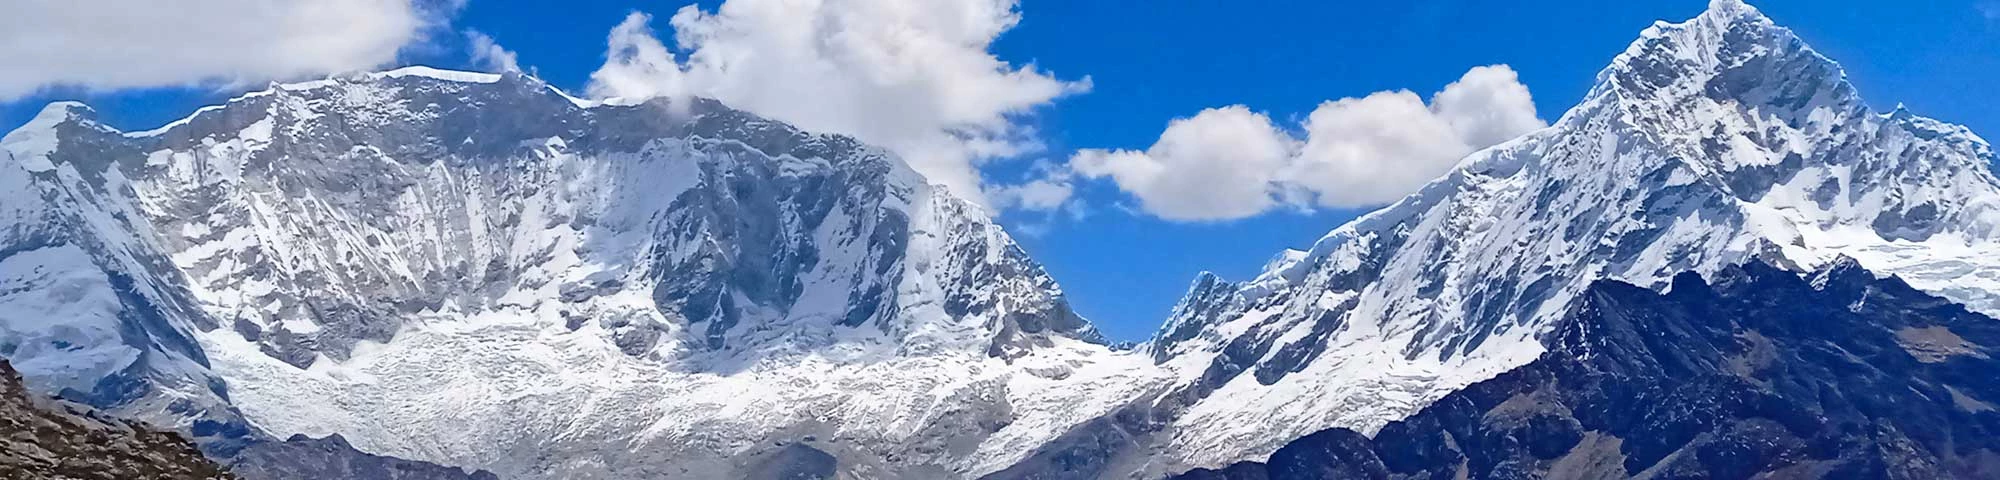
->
[0,1,1995,479]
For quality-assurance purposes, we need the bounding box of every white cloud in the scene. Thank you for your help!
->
[1071,65,1546,221]
[1428,66,1546,148]
[590,12,685,102]
[465,30,520,73]
[1072,106,1297,221]
[1290,90,1470,208]
[586,0,1087,205]
[0,0,454,101]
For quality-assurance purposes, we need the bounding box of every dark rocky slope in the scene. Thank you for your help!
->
[0,359,232,479]
[1175,259,2000,479]
[225,434,499,480]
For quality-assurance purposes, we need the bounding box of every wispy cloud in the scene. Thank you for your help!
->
[464,30,520,73]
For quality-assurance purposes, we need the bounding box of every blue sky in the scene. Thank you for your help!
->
[5,0,1998,340]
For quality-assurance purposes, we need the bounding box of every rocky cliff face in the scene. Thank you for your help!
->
[1172,259,2000,479]
[0,358,233,480]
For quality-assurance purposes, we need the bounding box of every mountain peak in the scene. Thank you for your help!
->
[359,65,506,84]
[1560,1,1894,200]
[1704,0,1761,19]
[1668,0,1774,42]
[2,101,102,173]
[1595,0,1853,118]
[266,65,511,92]
[28,100,96,121]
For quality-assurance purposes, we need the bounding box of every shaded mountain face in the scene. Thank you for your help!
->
[227,434,499,480]
[1020,1,2000,475]
[0,359,231,480]
[1171,260,2000,480]
[0,68,1144,479]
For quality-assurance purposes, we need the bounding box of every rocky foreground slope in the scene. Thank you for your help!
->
[0,358,231,480]
[1173,259,2000,479]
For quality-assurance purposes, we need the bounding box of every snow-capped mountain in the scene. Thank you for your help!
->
[0,68,1160,478]
[999,1,2000,477]
[1173,259,2000,479]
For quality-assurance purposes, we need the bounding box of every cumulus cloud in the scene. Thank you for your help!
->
[1428,66,1546,148]
[1072,106,1297,221]
[585,0,1087,205]
[464,30,520,73]
[1071,65,1546,221]
[1286,90,1470,207]
[0,0,455,101]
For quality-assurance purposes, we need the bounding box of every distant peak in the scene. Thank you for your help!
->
[1261,249,1310,274]
[1808,255,1875,291]
[233,65,541,100]
[370,66,506,84]
[3,101,102,172]
[27,101,97,125]
[38,100,93,114]
[1189,271,1229,289]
